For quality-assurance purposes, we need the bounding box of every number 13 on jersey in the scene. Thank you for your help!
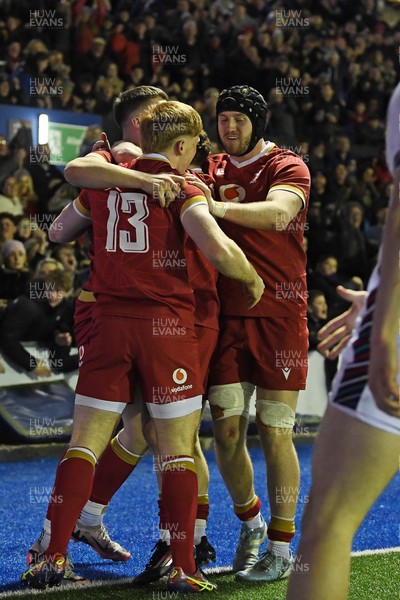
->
[106,190,150,253]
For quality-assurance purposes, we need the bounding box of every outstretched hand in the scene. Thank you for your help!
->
[317,286,368,360]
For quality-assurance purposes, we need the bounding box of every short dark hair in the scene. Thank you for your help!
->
[0,212,17,224]
[192,130,212,167]
[113,86,168,128]
[308,289,325,305]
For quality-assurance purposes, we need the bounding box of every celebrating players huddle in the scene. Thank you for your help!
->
[22,84,312,594]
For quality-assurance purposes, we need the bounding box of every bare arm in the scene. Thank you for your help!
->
[64,153,185,207]
[181,204,264,308]
[185,175,303,231]
[48,201,91,243]
[368,166,400,416]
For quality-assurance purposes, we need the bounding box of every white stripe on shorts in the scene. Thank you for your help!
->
[75,393,126,414]
[146,395,202,419]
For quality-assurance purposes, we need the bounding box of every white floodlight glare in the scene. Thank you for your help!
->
[38,114,49,145]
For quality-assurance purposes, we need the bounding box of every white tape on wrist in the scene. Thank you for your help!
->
[213,201,228,219]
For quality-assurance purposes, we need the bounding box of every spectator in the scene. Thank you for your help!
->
[94,80,115,115]
[73,37,109,80]
[17,173,37,216]
[33,257,64,280]
[0,239,30,310]
[356,113,385,155]
[0,213,17,249]
[205,33,226,88]
[5,41,23,76]
[178,19,207,88]
[0,176,24,216]
[0,74,22,105]
[25,144,64,215]
[227,30,260,87]
[350,165,381,223]
[308,254,363,319]
[336,201,369,283]
[0,269,78,376]
[330,135,354,169]
[51,243,88,293]
[15,216,32,243]
[312,83,341,145]
[268,87,299,147]
[309,142,330,176]
[72,74,96,112]
[24,226,49,272]
[201,87,219,144]
[329,164,354,219]
[307,289,328,351]
[96,62,124,97]
[364,205,388,255]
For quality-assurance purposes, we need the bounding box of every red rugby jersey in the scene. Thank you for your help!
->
[206,143,311,318]
[185,168,219,331]
[76,155,207,328]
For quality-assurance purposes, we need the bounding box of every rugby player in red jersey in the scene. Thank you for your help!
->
[26,115,218,581]
[187,85,311,582]
[21,101,264,593]
[25,87,187,577]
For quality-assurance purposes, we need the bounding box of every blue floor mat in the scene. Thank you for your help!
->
[1,446,399,591]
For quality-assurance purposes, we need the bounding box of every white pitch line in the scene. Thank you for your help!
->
[2,550,399,597]
[351,546,400,557]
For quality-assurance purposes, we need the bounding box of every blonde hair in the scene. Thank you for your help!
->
[140,101,202,154]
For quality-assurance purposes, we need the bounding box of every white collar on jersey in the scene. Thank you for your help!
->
[228,141,275,169]
[139,152,171,165]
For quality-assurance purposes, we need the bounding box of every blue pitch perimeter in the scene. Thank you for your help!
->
[0,446,399,591]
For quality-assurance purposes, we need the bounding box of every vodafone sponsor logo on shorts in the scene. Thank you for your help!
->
[173,368,187,384]
[152,369,193,403]
[171,368,193,392]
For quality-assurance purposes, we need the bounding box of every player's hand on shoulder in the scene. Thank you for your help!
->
[317,286,368,360]
[244,274,265,309]
[92,132,111,154]
[185,175,221,216]
[146,173,186,208]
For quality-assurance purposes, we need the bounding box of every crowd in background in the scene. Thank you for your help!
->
[0,0,398,384]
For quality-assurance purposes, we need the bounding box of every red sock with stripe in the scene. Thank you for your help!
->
[234,495,262,525]
[162,455,197,574]
[267,515,295,543]
[90,434,141,505]
[46,447,96,556]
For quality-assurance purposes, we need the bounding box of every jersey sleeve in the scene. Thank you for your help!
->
[178,183,208,219]
[74,189,92,218]
[92,149,113,163]
[120,157,138,169]
[269,155,311,210]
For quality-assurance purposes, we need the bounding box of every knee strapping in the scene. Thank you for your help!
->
[256,399,295,428]
[208,382,254,420]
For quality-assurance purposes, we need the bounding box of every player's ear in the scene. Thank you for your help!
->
[131,116,140,129]
[174,139,185,155]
